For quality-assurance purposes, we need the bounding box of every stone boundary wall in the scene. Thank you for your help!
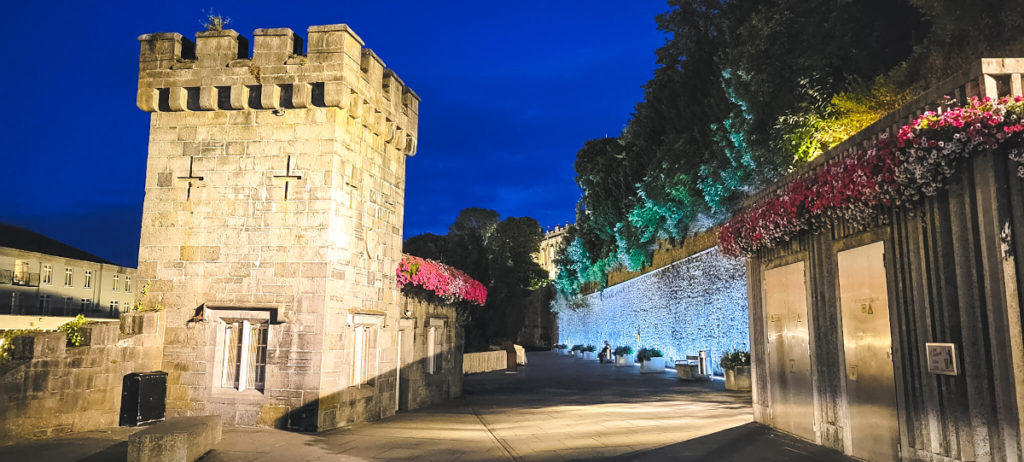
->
[462,351,507,375]
[555,246,747,375]
[0,311,165,445]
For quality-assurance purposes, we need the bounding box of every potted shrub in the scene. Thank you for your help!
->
[613,346,635,367]
[554,344,568,355]
[570,344,583,359]
[721,350,752,390]
[583,344,597,360]
[637,348,665,373]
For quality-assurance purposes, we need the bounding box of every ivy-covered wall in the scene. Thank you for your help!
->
[554,247,748,375]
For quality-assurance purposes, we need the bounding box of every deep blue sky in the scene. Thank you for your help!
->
[0,1,667,267]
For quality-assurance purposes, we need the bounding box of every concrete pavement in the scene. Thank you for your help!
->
[0,351,853,461]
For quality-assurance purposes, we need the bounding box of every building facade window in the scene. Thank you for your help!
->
[13,260,30,285]
[426,318,446,375]
[63,297,72,316]
[84,271,92,289]
[80,298,91,313]
[42,265,52,285]
[109,300,118,315]
[352,324,380,386]
[125,275,131,293]
[65,268,73,287]
[11,292,19,314]
[219,319,269,392]
[39,295,51,315]
[112,275,119,292]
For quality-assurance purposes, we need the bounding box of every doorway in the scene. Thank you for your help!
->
[837,241,899,461]
[763,261,815,441]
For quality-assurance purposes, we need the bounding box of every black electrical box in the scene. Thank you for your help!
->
[119,371,167,426]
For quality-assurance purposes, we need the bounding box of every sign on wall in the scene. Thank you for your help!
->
[926,342,959,376]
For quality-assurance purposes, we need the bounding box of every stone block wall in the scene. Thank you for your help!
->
[0,311,165,445]
[135,24,419,431]
[555,246,748,375]
[396,296,461,411]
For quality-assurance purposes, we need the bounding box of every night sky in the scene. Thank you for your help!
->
[0,1,667,267]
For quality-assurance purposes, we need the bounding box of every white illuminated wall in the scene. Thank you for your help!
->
[554,247,748,375]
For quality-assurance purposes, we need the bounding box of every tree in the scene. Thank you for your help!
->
[403,208,551,351]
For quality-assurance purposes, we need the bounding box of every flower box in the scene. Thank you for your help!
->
[614,354,635,367]
[725,366,752,390]
[640,357,665,373]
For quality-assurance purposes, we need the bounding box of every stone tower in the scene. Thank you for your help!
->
[135,24,418,430]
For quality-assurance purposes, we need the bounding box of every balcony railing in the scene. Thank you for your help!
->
[0,269,11,285]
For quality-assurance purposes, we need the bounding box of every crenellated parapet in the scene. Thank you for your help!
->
[137,24,419,155]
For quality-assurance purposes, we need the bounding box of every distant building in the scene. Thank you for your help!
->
[0,223,135,318]
[535,224,569,280]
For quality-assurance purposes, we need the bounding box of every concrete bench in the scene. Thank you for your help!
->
[127,416,222,462]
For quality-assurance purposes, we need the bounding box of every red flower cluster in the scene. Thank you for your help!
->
[720,96,1024,257]
[395,255,487,306]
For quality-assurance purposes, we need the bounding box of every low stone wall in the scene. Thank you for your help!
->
[0,311,165,445]
[463,351,507,375]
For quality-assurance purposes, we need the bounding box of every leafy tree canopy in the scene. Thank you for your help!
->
[554,0,1024,297]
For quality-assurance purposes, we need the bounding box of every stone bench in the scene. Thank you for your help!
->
[127,416,222,462]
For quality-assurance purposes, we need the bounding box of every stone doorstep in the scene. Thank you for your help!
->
[127,415,222,462]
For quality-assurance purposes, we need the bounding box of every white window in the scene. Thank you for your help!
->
[13,260,29,285]
[352,325,380,386]
[350,314,384,387]
[109,300,119,314]
[42,265,52,285]
[219,319,269,392]
[125,275,131,293]
[63,297,73,316]
[80,298,91,313]
[39,295,51,315]
[65,268,73,287]
[84,271,92,289]
[426,318,446,375]
[112,275,119,292]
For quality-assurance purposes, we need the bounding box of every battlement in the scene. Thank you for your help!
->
[137,24,419,155]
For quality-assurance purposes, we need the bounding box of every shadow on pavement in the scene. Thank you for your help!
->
[575,422,852,462]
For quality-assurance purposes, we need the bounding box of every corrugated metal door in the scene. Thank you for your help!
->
[837,241,899,461]
[763,261,815,441]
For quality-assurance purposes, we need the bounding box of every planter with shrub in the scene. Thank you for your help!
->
[583,344,597,361]
[613,346,635,367]
[637,348,665,373]
[721,350,752,390]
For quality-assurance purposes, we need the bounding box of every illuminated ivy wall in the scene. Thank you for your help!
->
[554,247,748,375]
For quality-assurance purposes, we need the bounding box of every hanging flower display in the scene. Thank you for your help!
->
[720,96,1024,257]
[395,255,487,306]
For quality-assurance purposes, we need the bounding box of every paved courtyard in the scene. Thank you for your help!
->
[0,352,852,461]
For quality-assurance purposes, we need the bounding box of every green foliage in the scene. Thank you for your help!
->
[570,344,583,352]
[636,348,664,361]
[201,9,231,31]
[404,208,551,352]
[554,344,568,349]
[720,350,751,371]
[554,0,1024,297]
[0,329,41,363]
[613,345,634,356]
[584,344,596,352]
[57,315,89,347]
[131,281,164,312]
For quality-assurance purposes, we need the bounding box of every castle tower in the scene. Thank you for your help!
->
[136,24,419,430]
